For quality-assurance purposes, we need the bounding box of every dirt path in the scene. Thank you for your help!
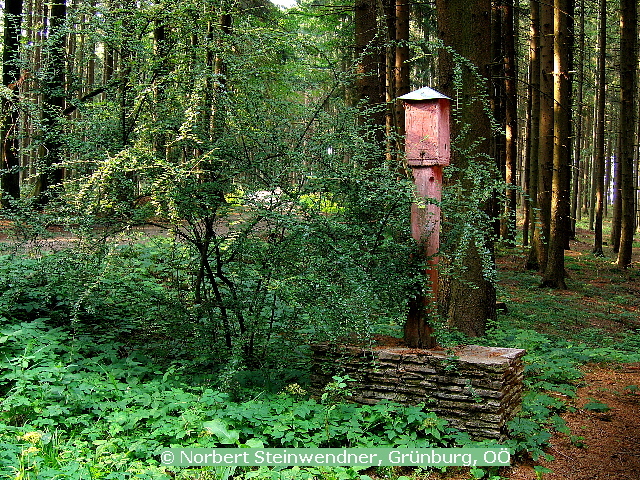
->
[505,364,640,480]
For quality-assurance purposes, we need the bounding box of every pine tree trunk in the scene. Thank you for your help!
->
[34,0,67,202]
[395,0,410,133]
[525,0,541,253]
[542,0,571,288]
[532,0,554,272]
[355,0,385,168]
[523,59,532,247]
[605,137,612,217]
[571,0,585,236]
[384,0,396,151]
[593,0,607,257]
[436,0,496,338]
[616,0,637,268]
[589,110,597,230]
[611,148,621,245]
[492,1,505,240]
[502,0,517,244]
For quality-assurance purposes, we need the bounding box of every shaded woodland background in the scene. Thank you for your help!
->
[1,2,640,479]
[1,0,639,353]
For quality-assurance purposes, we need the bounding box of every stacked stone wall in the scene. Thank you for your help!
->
[311,344,525,441]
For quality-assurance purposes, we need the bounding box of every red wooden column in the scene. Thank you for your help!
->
[399,87,450,348]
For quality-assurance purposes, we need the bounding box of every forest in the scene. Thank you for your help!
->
[0,0,639,478]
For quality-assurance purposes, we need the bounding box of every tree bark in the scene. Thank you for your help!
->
[542,0,571,289]
[593,0,606,257]
[491,1,505,240]
[34,0,67,202]
[525,0,541,252]
[437,0,496,338]
[355,0,385,167]
[571,0,585,237]
[395,0,410,133]
[616,0,637,268]
[502,0,517,244]
[531,0,554,272]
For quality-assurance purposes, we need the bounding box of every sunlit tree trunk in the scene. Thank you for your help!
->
[491,0,504,240]
[529,0,553,271]
[611,144,621,248]
[571,0,585,236]
[605,136,612,216]
[502,0,517,243]
[542,0,571,288]
[525,0,540,251]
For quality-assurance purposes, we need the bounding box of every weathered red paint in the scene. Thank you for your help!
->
[404,100,450,167]
[400,87,450,348]
[411,165,442,291]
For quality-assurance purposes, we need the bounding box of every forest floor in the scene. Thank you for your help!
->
[457,227,640,480]
[505,364,640,480]
[2,220,638,480]
[439,362,640,480]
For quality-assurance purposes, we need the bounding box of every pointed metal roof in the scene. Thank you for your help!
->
[398,86,450,101]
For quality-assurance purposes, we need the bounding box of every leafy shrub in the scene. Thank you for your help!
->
[0,318,469,479]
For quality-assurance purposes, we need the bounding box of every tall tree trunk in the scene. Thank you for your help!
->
[589,105,598,230]
[616,0,637,268]
[525,0,541,252]
[1,0,24,206]
[385,0,410,164]
[531,0,554,272]
[593,0,607,257]
[571,0,585,237]
[153,18,169,159]
[86,1,96,89]
[119,0,135,148]
[563,0,574,248]
[542,0,571,288]
[522,57,532,247]
[395,0,410,132]
[355,0,385,167]
[491,1,505,239]
[605,136,612,217]
[437,0,496,338]
[102,0,114,101]
[502,0,517,243]
[384,0,396,152]
[212,13,232,136]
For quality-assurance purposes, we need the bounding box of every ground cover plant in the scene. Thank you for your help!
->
[0,219,639,480]
[0,317,473,480]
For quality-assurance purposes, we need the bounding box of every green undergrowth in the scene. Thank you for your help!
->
[1,238,638,479]
[0,318,495,480]
[481,244,640,465]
